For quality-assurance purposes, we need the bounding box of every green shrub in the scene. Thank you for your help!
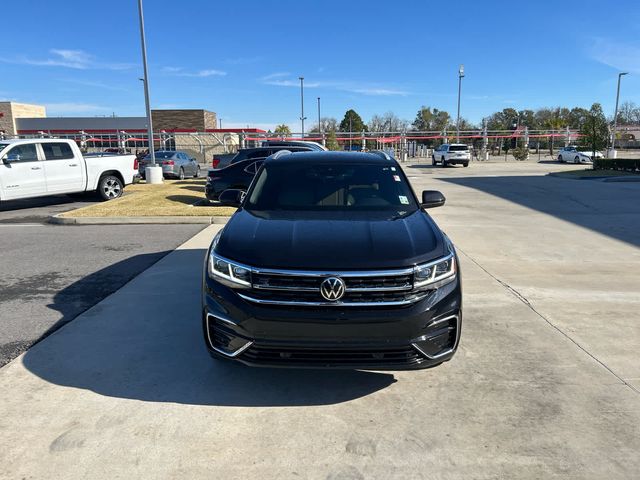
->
[511,147,529,161]
[594,158,640,173]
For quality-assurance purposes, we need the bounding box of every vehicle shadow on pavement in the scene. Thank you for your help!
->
[441,175,640,248]
[22,249,396,407]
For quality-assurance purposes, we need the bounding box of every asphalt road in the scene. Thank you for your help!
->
[0,161,639,478]
[0,200,205,366]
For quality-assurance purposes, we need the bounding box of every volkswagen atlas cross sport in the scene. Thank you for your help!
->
[202,151,462,369]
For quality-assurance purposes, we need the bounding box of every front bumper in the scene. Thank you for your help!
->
[202,269,462,370]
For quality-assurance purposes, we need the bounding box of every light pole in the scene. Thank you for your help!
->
[611,72,628,156]
[456,64,464,143]
[317,97,321,134]
[299,77,306,138]
[137,0,161,182]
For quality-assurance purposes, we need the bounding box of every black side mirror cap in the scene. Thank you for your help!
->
[218,189,245,207]
[421,190,446,209]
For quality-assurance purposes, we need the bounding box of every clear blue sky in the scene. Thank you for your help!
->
[2,0,639,130]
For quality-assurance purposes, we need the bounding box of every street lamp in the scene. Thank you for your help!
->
[611,72,629,156]
[299,77,306,138]
[137,0,162,183]
[317,97,321,134]
[456,64,464,143]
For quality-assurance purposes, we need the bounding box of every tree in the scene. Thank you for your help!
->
[274,124,291,136]
[339,109,367,132]
[617,101,640,125]
[580,103,609,163]
[309,117,338,133]
[325,129,340,151]
[368,111,408,132]
[412,106,451,131]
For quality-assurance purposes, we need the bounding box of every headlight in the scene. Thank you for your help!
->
[414,237,456,288]
[207,233,251,288]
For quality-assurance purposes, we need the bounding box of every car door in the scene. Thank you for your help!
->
[41,142,84,194]
[0,143,46,200]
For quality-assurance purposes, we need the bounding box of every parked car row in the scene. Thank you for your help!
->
[206,141,325,201]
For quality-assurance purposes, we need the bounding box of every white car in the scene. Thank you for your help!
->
[432,144,470,167]
[0,138,138,203]
[557,146,602,164]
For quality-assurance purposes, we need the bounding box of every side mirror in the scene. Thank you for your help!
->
[421,190,446,209]
[218,189,245,207]
[2,153,19,164]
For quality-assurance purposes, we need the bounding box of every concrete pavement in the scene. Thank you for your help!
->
[0,161,639,479]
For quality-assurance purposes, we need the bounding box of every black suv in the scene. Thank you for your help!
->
[202,151,462,369]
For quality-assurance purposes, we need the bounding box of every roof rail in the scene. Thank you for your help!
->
[269,149,292,160]
[370,150,392,161]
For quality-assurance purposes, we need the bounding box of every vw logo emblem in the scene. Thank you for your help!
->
[320,277,346,301]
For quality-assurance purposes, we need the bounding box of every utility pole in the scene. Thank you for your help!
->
[299,77,306,138]
[611,72,629,157]
[456,64,464,143]
[137,0,156,172]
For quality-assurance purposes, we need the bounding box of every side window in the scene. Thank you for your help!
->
[41,142,74,160]
[7,144,39,162]
[243,161,263,175]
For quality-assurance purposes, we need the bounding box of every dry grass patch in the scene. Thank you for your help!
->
[61,179,236,217]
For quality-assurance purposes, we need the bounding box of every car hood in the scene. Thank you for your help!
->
[215,209,447,270]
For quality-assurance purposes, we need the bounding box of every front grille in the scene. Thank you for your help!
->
[245,269,423,306]
[240,344,426,367]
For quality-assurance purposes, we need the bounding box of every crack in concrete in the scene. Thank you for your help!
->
[458,247,639,395]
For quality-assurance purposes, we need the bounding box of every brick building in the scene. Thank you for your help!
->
[0,102,47,136]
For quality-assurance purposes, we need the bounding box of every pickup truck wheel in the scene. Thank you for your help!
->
[179,168,185,180]
[98,175,123,201]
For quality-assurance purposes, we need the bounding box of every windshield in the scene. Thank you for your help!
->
[246,162,418,213]
[0,143,9,154]
[449,145,469,151]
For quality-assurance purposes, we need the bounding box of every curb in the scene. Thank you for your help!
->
[48,214,231,225]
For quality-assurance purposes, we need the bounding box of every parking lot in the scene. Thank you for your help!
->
[0,161,639,479]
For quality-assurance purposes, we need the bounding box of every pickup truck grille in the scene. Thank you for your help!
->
[239,269,428,306]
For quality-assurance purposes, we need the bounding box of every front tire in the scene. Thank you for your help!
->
[463,162,469,167]
[194,165,201,178]
[558,155,564,162]
[432,155,436,166]
[178,168,185,180]
[441,156,447,167]
[98,174,123,201]
[574,156,580,164]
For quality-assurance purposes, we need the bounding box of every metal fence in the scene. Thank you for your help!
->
[5,126,638,163]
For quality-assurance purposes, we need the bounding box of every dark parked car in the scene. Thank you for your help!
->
[139,150,200,179]
[206,147,313,201]
[202,151,462,369]
[212,143,320,169]
[205,158,263,201]
[262,140,327,151]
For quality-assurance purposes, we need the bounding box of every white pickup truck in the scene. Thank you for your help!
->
[0,138,138,202]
